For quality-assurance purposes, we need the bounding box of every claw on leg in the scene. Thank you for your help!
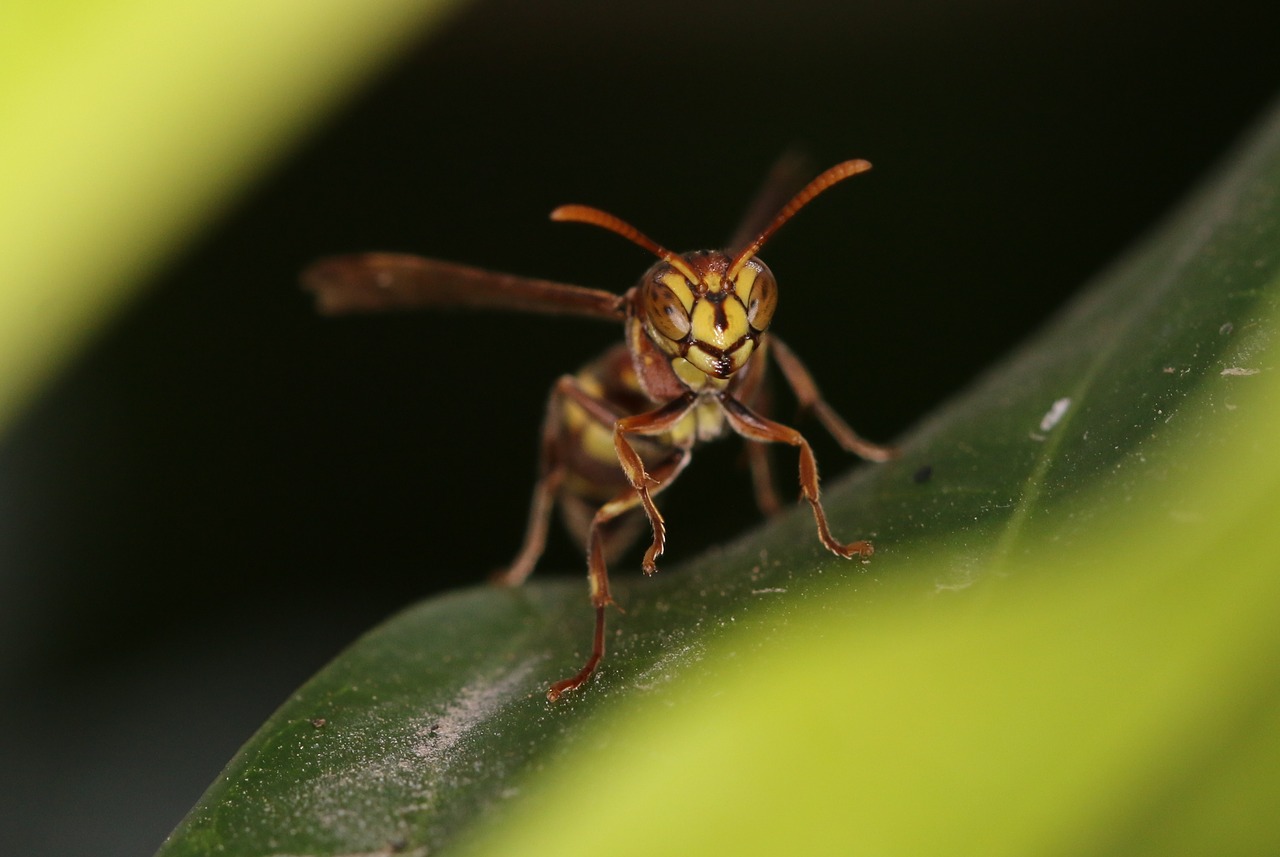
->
[547,605,608,702]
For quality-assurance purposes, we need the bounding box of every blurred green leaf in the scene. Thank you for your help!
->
[160,98,1280,856]
[0,0,462,435]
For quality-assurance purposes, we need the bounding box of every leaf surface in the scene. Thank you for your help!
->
[161,100,1280,857]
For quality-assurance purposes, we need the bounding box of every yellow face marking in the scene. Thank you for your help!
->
[732,261,758,304]
[671,356,732,390]
[682,338,756,381]
[671,356,707,389]
[728,338,755,370]
[659,270,696,313]
[685,344,722,378]
[690,297,749,350]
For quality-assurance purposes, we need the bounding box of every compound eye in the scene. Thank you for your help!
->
[644,281,692,341]
[746,271,777,331]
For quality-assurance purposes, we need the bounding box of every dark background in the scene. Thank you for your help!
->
[4,1,1279,853]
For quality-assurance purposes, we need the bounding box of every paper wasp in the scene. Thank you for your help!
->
[302,158,896,701]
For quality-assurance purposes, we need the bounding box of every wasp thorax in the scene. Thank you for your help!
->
[639,252,776,383]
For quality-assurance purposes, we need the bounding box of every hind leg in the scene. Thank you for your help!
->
[492,379,570,587]
[769,336,898,462]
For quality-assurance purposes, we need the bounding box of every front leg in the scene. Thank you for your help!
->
[721,394,874,560]
[555,381,696,574]
[612,400,696,573]
[769,335,899,462]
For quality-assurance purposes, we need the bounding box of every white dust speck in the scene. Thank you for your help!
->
[1220,367,1260,376]
[632,641,706,691]
[1029,396,1070,440]
[1038,397,1072,432]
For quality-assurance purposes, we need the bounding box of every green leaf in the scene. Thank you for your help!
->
[159,100,1280,856]
[0,0,463,434]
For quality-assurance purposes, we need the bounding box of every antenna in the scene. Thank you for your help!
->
[726,159,871,279]
[551,204,700,283]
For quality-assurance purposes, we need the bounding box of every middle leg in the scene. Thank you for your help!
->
[546,446,691,702]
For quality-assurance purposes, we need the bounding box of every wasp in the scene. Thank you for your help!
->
[302,159,896,701]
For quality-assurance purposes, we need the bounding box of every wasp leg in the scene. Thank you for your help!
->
[721,394,873,560]
[769,335,899,462]
[547,604,608,703]
[744,440,784,517]
[547,447,691,702]
[612,397,697,573]
[500,372,634,586]
[492,380,569,587]
[492,465,564,585]
[727,336,782,517]
[556,382,697,575]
